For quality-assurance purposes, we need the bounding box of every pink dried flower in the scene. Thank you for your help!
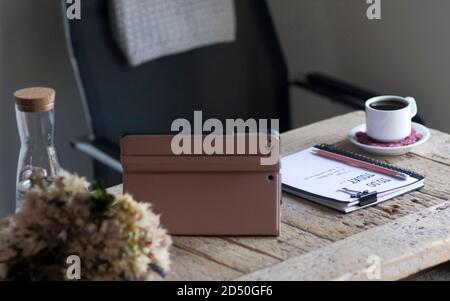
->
[0,172,172,281]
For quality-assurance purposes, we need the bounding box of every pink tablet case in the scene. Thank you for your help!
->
[121,134,281,236]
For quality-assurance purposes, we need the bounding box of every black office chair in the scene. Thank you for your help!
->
[63,0,424,186]
[63,0,289,186]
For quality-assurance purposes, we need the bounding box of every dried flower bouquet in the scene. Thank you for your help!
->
[0,171,171,281]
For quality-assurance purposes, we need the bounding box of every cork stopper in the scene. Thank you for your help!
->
[14,87,55,113]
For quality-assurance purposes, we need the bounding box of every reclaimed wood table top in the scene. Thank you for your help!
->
[108,111,450,280]
[61,111,449,280]
[109,111,450,280]
[2,111,448,280]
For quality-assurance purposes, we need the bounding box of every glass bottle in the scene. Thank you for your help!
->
[14,87,61,211]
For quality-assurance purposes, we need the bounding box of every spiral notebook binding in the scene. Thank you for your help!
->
[315,144,425,180]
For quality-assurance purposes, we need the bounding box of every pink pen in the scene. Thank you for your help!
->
[311,148,408,181]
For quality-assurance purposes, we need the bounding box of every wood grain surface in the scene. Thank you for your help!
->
[106,111,450,280]
[3,111,448,281]
[107,111,450,280]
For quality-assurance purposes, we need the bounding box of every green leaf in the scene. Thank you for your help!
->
[90,180,115,215]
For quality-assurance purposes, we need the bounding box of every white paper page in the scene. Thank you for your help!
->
[281,147,418,203]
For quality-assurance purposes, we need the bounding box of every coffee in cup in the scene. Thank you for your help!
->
[365,95,417,142]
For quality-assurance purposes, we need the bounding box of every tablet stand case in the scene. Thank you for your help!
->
[121,134,281,236]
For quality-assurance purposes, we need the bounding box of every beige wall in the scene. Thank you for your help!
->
[0,0,92,217]
[268,0,450,132]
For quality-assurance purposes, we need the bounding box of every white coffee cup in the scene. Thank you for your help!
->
[365,95,417,142]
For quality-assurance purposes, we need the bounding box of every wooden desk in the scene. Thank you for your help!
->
[4,111,447,280]
[108,112,450,280]
[109,111,450,280]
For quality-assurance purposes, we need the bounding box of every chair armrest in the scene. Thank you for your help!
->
[290,72,425,124]
[70,138,123,173]
[290,72,378,110]
[303,73,378,100]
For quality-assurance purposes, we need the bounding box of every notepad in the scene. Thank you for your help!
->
[281,144,425,213]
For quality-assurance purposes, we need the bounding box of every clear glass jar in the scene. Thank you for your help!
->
[15,87,61,210]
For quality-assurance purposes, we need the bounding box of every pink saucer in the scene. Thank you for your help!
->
[355,129,423,148]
